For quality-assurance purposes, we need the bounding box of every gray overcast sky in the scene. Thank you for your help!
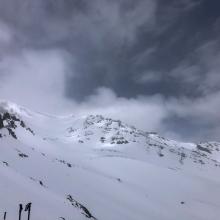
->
[0,0,220,142]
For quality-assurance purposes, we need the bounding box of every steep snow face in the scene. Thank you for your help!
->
[0,101,220,220]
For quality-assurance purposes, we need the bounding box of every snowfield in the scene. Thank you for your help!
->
[0,100,220,220]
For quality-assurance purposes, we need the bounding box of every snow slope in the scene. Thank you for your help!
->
[0,101,220,220]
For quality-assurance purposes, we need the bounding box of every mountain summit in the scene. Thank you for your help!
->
[0,101,220,220]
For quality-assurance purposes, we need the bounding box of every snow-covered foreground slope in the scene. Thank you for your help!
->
[0,101,220,220]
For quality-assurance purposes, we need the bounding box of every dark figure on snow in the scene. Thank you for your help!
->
[3,212,7,220]
[25,203,32,220]
[19,204,23,220]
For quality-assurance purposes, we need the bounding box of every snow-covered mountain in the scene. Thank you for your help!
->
[0,100,220,220]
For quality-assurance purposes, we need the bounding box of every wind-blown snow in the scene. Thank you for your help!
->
[0,101,220,220]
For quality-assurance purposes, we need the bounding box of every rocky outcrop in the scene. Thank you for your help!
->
[0,112,34,139]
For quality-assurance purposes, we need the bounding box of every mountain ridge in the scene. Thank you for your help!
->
[0,100,220,220]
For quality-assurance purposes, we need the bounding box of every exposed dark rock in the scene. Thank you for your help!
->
[179,152,186,165]
[39,181,44,186]
[197,145,212,154]
[56,158,73,168]
[100,137,105,143]
[20,120,25,128]
[26,127,35,135]
[8,128,17,139]
[2,112,11,120]
[0,112,34,139]
[67,194,97,219]
[0,114,4,129]
[67,163,72,168]
[198,159,205,165]
[18,153,28,158]
[2,161,9,166]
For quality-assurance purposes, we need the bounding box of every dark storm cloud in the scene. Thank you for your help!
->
[0,0,220,141]
[0,0,220,99]
[63,0,220,100]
